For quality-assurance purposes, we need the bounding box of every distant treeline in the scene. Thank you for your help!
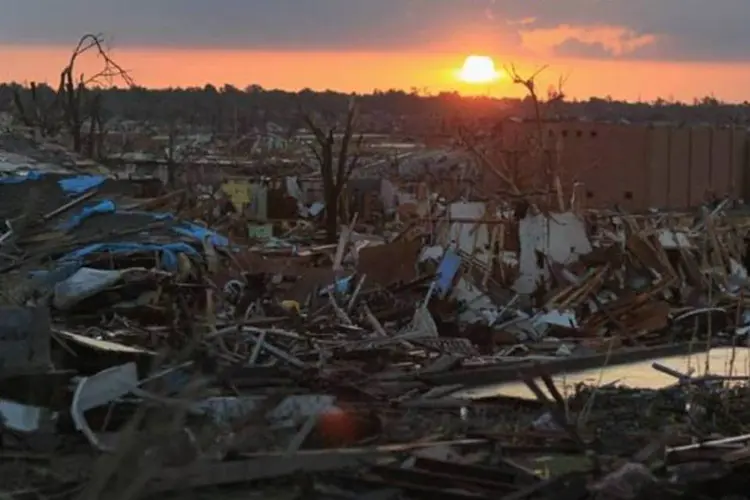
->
[2,82,749,135]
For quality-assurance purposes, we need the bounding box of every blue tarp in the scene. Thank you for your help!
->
[174,221,229,247]
[6,181,236,274]
[59,242,200,271]
[0,172,106,195]
[319,275,353,297]
[26,262,82,297]
[58,175,106,194]
[0,171,43,183]
[435,249,462,298]
[124,210,172,221]
[58,201,229,247]
[58,200,116,230]
[52,201,231,272]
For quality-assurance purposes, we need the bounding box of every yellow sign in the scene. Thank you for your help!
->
[221,180,252,211]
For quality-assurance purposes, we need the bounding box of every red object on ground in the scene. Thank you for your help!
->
[316,406,360,446]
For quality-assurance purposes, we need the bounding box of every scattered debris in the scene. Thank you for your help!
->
[0,122,749,500]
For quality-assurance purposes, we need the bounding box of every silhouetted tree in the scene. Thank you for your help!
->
[302,97,362,243]
[12,33,134,157]
[5,78,750,142]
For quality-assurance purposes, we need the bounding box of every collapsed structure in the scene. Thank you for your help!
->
[0,124,749,500]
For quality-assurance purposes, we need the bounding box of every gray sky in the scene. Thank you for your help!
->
[0,0,746,61]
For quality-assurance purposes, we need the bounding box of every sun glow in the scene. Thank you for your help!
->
[458,55,500,84]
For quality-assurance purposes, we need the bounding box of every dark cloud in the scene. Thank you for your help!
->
[0,0,494,49]
[553,39,615,59]
[0,0,748,61]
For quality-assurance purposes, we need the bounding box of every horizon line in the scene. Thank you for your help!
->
[4,81,738,105]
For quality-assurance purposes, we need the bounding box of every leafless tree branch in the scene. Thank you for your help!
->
[301,96,362,242]
[11,33,134,158]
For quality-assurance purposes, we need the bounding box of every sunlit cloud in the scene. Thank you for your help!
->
[520,24,658,58]
[508,17,537,27]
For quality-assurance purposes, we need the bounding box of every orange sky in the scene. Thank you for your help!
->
[2,45,748,102]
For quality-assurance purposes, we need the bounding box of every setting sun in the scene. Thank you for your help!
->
[458,55,500,84]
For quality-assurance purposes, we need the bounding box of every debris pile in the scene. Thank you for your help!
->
[1,160,750,500]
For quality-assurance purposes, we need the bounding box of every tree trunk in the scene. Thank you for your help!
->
[71,126,82,153]
[324,190,339,243]
[302,99,360,243]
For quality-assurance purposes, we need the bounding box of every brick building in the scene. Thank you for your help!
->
[490,120,749,211]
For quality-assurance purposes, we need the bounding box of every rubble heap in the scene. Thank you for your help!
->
[0,164,749,500]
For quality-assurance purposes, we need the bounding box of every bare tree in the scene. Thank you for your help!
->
[12,82,59,137]
[454,65,576,212]
[13,33,134,157]
[509,65,566,206]
[302,97,363,243]
[505,64,567,149]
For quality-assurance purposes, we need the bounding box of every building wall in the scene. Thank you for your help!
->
[493,121,748,211]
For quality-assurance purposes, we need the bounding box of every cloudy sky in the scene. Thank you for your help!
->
[0,0,748,100]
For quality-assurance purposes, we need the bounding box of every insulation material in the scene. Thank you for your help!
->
[513,212,592,294]
[444,202,492,265]
[380,179,398,213]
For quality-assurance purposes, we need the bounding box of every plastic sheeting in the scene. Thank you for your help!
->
[319,275,353,296]
[0,171,43,183]
[435,249,461,298]
[57,200,229,248]
[58,202,170,230]
[58,200,116,230]
[173,221,229,247]
[59,242,199,271]
[53,267,123,310]
[27,262,82,296]
[1,180,235,274]
[58,175,106,194]
[0,172,106,195]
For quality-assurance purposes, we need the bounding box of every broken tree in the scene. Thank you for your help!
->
[13,33,134,158]
[302,97,362,243]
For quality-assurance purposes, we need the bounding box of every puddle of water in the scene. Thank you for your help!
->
[461,347,750,400]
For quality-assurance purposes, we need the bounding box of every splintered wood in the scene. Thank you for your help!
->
[539,209,750,341]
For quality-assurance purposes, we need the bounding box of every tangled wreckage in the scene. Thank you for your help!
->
[1,139,750,500]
